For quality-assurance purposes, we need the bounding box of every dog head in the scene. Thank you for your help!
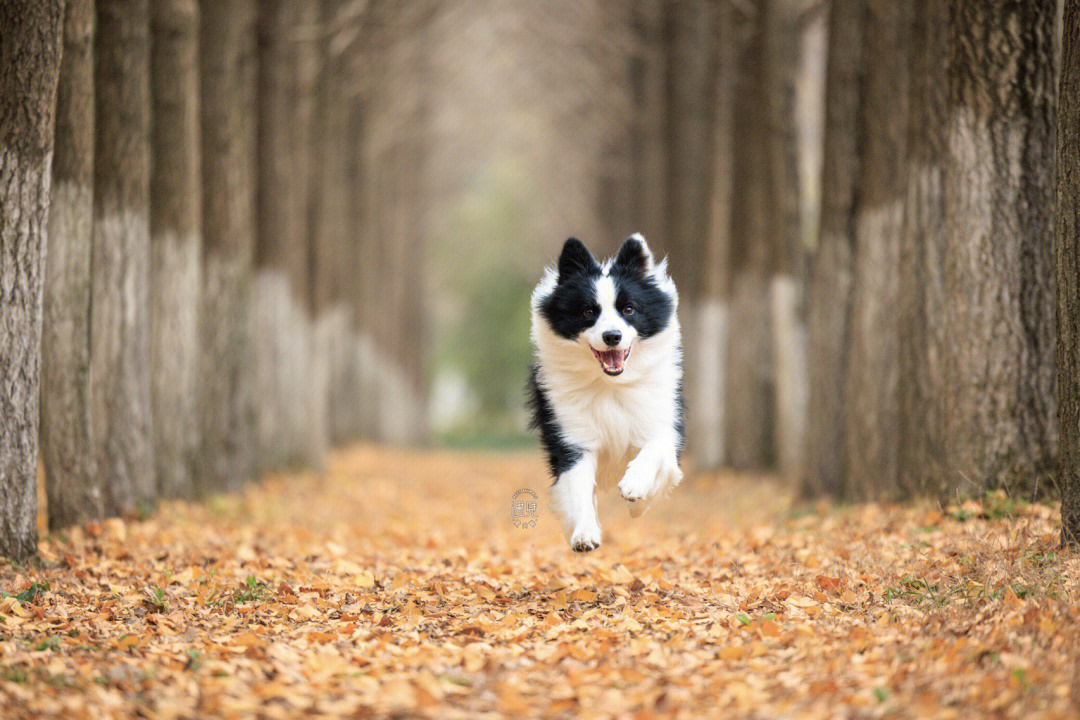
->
[531,234,678,378]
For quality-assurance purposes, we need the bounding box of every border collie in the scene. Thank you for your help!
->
[528,234,684,552]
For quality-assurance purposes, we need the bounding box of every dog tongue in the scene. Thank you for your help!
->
[598,348,627,373]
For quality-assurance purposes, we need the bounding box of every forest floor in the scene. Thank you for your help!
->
[1,445,1079,719]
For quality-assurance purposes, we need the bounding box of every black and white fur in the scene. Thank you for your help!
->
[528,234,685,552]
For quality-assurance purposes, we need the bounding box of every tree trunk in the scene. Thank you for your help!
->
[725,0,774,469]
[314,0,365,446]
[929,0,1058,497]
[42,0,101,530]
[343,18,376,440]
[92,0,155,516]
[0,0,64,559]
[198,0,256,493]
[896,0,948,497]
[663,0,722,470]
[1058,0,1080,545]
[689,0,734,470]
[665,0,714,299]
[357,0,430,444]
[841,0,909,500]
[804,0,862,498]
[253,0,323,471]
[766,0,811,480]
[150,0,201,498]
[627,0,668,244]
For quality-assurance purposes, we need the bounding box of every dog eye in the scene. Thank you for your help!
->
[583,308,595,318]
[622,306,635,316]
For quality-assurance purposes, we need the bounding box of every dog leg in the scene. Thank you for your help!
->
[550,453,602,552]
[618,439,683,510]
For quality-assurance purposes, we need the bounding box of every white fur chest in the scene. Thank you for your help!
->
[536,320,682,463]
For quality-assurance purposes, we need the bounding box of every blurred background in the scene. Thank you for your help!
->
[20,0,1067,543]
[382,0,827,455]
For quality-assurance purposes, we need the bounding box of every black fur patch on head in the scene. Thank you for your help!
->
[541,238,603,340]
[614,235,651,274]
[610,248,674,339]
[558,238,599,279]
[527,365,583,478]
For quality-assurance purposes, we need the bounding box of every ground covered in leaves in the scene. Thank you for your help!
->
[2,445,1079,718]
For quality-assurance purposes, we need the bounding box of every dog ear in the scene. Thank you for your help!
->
[614,233,655,275]
[557,238,598,279]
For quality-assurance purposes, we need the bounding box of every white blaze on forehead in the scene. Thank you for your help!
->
[585,274,636,350]
[595,273,617,309]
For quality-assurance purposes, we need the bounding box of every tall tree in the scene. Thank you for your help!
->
[198,0,257,493]
[296,0,327,461]
[663,0,724,470]
[150,0,201,498]
[357,0,431,444]
[841,0,909,499]
[803,0,863,497]
[343,10,377,441]
[313,0,365,445]
[766,0,812,479]
[725,0,775,469]
[92,0,155,515]
[664,0,715,296]
[42,0,101,529]
[627,0,669,244]
[927,0,1058,497]
[896,0,947,497]
[1058,0,1080,545]
[253,0,324,469]
[690,0,735,469]
[0,0,65,559]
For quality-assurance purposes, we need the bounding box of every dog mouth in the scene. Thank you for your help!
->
[591,345,631,376]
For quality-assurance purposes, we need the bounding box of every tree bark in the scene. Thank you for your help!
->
[314,0,365,446]
[343,14,376,440]
[92,0,155,516]
[357,0,431,444]
[688,0,734,470]
[725,0,774,469]
[804,0,862,498]
[766,0,812,480]
[0,0,64,559]
[842,0,909,500]
[198,0,257,493]
[1058,0,1080,545]
[311,0,350,321]
[627,0,669,244]
[929,0,1058,497]
[662,0,722,470]
[150,0,201,498]
[253,0,323,470]
[255,1,311,299]
[665,0,714,301]
[896,0,948,497]
[42,0,102,530]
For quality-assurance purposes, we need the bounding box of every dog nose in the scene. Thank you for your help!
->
[602,331,621,347]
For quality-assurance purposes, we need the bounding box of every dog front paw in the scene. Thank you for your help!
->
[570,526,601,552]
[618,460,657,503]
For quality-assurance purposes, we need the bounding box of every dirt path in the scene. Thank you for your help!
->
[1,445,1077,718]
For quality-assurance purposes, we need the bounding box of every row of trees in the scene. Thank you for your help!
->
[597,0,820,477]
[623,0,1078,517]
[0,0,430,559]
[5,0,1080,556]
